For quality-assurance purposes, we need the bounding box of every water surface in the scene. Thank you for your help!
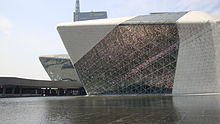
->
[0,95,220,124]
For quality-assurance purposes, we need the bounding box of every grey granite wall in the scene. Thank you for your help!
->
[173,22,219,94]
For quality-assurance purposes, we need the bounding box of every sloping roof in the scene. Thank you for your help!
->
[122,12,187,24]
[177,11,220,23]
[57,16,135,27]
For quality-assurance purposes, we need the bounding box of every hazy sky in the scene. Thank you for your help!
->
[0,0,220,80]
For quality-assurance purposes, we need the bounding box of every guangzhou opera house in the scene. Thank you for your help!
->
[42,11,220,95]
[39,54,80,82]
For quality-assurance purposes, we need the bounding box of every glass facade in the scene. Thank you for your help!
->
[75,24,180,95]
[40,57,80,82]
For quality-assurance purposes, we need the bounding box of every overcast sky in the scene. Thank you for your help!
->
[0,0,220,80]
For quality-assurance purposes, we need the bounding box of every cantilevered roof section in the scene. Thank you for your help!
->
[0,77,83,88]
[57,16,135,63]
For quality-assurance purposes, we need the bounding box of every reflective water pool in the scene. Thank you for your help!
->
[0,95,220,124]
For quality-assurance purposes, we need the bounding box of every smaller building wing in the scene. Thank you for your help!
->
[39,54,80,82]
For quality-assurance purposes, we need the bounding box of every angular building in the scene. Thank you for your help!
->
[39,54,80,82]
[57,11,220,95]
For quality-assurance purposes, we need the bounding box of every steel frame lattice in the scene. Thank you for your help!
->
[75,24,180,95]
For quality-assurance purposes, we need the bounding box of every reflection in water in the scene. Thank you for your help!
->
[173,95,220,124]
[0,95,220,124]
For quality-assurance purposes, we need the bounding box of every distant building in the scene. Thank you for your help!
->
[73,0,107,21]
[39,54,80,82]
[74,11,107,22]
